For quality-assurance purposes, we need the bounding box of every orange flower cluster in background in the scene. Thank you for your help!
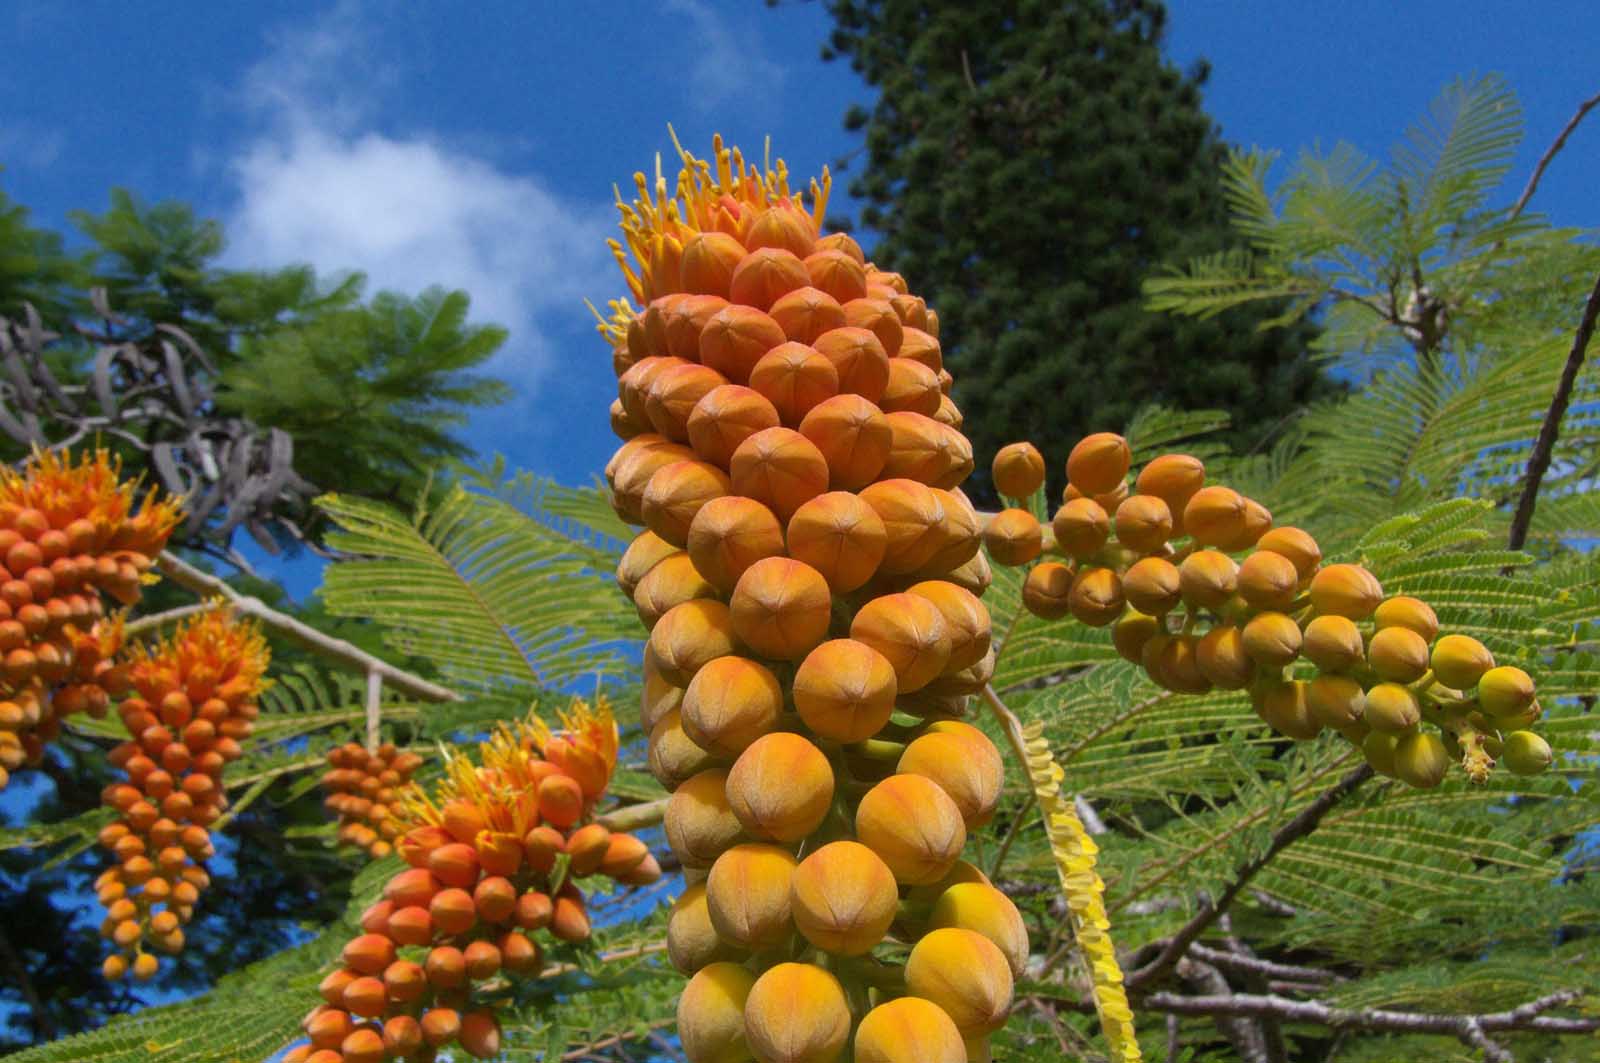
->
[0,448,179,790]
[603,138,1022,1063]
[987,436,1553,787]
[96,608,269,980]
[285,698,660,1063]
[323,742,426,860]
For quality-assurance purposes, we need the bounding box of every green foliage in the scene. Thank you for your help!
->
[820,0,1333,490]
[0,178,78,322]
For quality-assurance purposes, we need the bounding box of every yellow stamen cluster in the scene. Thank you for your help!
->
[96,608,269,981]
[0,448,180,790]
[286,698,660,1063]
[988,435,1554,788]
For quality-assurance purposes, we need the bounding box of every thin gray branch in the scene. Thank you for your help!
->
[1510,90,1600,220]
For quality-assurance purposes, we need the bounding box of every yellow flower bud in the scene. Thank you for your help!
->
[1394,731,1449,789]
[1178,550,1238,610]
[907,581,992,672]
[616,530,680,599]
[928,882,1030,977]
[785,490,887,594]
[1253,679,1321,741]
[851,593,952,693]
[678,962,756,1063]
[1368,626,1430,683]
[898,727,1003,828]
[648,709,716,791]
[1430,634,1495,691]
[1241,611,1303,668]
[1363,683,1421,733]
[1237,550,1299,611]
[1363,731,1400,777]
[1112,609,1162,664]
[1302,614,1365,673]
[1113,494,1173,554]
[1181,486,1247,548]
[706,843,798,951]
[1306,675,1366,728]
[1068,567,1125,628]
[1256,525,1322,580]
[905,927,1014,1038]
[1122,556,1182,616]
[682,656,784,757]
[730,557,833,661]
[725,733,834,843]
[1195,626,1255,690]
[1478,665,1536,718]
[665,769,746,869]
[650,600,739,686]
[686,495,786,594]
[1373,595,1439,641]
[1051,498,1110,559]
[790,841,898,955]
[1502,730,1551,775]
[668,882,740,974]
[857,774,967,885]
[634,553,717,630]
[743,963,851,1063]
[854,997,967,1063]
[1309,563,1383,620]
[793,638,898,743]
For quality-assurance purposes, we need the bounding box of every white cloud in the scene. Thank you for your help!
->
[220,2,613,384]
[663,0,788,111]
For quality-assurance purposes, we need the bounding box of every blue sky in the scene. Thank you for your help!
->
[4,0,1597,592]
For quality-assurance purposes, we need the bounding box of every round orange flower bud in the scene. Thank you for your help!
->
[687,384,782,468]
[992,442,1046,501]
[1369,625,1430,683]
[854,997,966,1063]
[610,397,645,440]
[929,882,1030,977]
[699,304,786,385]
[612,440,695,524]
[1363,681,1420,733]
[1307,674,1366,728]
[1135,453,1205,535]
[705,842,798,950]
[851,592,951,693]
[1256,525,1321,579]
[898,728,1002,828]
[747,205,817,258]
[678,962,756,1063]
[1178,549,1238,609]
[725,732,834,842]
[458,1010,501,1059]
[661,294,732,361]
[1021,561,1074,620]
[633,552,715,630]
[1255,679,1322,741]
[856,773,966,885]
[793,638,898,743]
[1069,567,1125,627]
[858,479,946,574]
[798,393,892,490]
[1195,625,1255,690]
[681,231,748,298]
[1373,595,1439,642]
[1066,432,1130,495]
[934,392,961,427]
[668,882,738,974]
[419,1007,461,1048]
[1120,556,1180,617]
[804,249,868,304]
[1221,497,1273,552]
[769,286,846,346]
[1478,665,1536,718]
[843,297,904,356]
[1113,494,1173,554]
[1180,485,1247,548]
[1112,609,1161,663]
[1051,497,1110,559]
[743,963,851,1063]
[880,412,970,488]
[1309,563,1383,620]
[648,708,716,791]
[729,556,832,660]
[749,341,840,426]
[810,326,890,403]
[429,887,477,936]
[897,327,942,372]
[920,488,982,575]
[880,357,942,416]
[1241,611,1303,668]
[682,655,783,757]
[906,927,1014,1037]
[341,933,396,976]
[730,247,810,311]
[907,581,990,671]
[665,769,745,869]
[790,840,898,955]
[786,491,887,593]
[685,495,785,595]
[616,530,679,599]
[617,360,678,427]
[983,508,1042,567]
[816,231,864,263]
[1431,634,1495,691]
[1141,634,1212,694]
[649,599,739,686]
[1303,614,1365,672]
[729,427,829,523]
[646,363,728,442]
[1237,550,1300,611]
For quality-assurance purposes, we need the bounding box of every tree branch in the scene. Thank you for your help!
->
[1126,763,1374,989]
[0,923,57,1041]
[154,551,459,703]
[1510,90,1600,221]
[1506,269,1600,552]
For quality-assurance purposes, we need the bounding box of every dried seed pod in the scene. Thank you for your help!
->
[789,841,898,955]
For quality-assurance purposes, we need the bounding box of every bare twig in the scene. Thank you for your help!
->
[1177,957,1269,1062]
[596,797,667,834]
[364,668,383,753]
[1510,90,1600,221]
[1127,763,1374,989]
[1186,943,1338,986]
[0,924,56,1041]
[123,602,214,638]
[1506,269,1600,552]
[155,551,459,703]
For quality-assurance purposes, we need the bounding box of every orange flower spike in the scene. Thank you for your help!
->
[523,697,619,803]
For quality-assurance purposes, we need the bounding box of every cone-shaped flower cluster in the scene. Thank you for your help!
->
[987,435,1553,788]
[96,607,269,980]
[603,138,1022,1063]
[323,742,427,860]
[285,699,661,1063]
[0,448,180,790]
